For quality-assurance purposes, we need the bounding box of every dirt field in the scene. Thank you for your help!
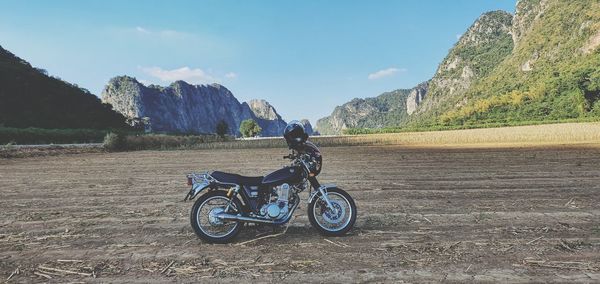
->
[1,145,600,283]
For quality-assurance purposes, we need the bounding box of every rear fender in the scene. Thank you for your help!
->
[184,173,212,201]
[189,180,211,200]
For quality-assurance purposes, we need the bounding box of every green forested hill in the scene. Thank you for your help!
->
[316,87,415,134]
[0,45,129,129]
[318,0,600,134]
[416,0,600,127]
[412,10,514,121]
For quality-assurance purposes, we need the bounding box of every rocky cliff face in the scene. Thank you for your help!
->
[406,82,429,115]
[316,87,419,134]
[101,76,287,136]
[316,98,377,135]
[413,10,513,118]
[511,0,548,47]
[246,99,288,137]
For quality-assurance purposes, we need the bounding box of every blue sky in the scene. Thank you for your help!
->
[0,0,515,125]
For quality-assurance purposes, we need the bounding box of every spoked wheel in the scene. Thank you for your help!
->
[308,187,357,236]
[190,191,242,243]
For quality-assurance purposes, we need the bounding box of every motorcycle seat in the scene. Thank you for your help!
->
[211,171,264,186]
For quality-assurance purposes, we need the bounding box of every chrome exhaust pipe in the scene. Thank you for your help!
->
[217,213,275,224]
[216,199,299,225]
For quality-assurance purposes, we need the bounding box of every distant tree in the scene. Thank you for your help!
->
[216,120,229,138]
[239,119,261,137]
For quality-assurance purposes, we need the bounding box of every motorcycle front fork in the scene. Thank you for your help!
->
[308,177,338,214]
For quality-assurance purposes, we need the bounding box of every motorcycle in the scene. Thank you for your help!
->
[183,142,357,243]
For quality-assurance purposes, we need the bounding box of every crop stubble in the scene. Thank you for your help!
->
[1,145,599,282]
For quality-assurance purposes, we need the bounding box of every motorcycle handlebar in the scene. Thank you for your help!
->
[284,153,302,160]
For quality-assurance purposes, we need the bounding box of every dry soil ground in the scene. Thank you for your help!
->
[1,145,600,283]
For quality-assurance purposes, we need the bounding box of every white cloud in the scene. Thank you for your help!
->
[368,67,406,80]
[225,72,238,79]
[135,26,150,34]
[141,66,216,84]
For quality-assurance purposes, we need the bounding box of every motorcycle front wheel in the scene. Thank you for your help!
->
[190,190,242,243]
[308,187,357,236]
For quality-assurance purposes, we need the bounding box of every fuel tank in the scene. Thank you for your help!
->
[262,166,303,186]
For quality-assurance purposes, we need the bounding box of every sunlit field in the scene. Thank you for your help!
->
[2,145,599,282]
[199,122,600,149]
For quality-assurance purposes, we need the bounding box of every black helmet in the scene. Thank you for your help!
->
[283,120,308,149]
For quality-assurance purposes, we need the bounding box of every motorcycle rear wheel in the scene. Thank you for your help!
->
[190,190,242,243]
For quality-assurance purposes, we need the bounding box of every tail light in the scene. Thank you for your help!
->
[187,176,193,186]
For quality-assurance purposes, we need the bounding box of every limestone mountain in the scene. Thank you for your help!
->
[411,10,513,119]
[425,0,600,126]
[318,0,600,133]
[246,99,288,137]
[0,45,129,129]
[316,10,511,135]
[316,85,425,135]
[101,76,287,136]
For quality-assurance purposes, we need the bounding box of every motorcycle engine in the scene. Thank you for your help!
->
[259,183,290,219]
